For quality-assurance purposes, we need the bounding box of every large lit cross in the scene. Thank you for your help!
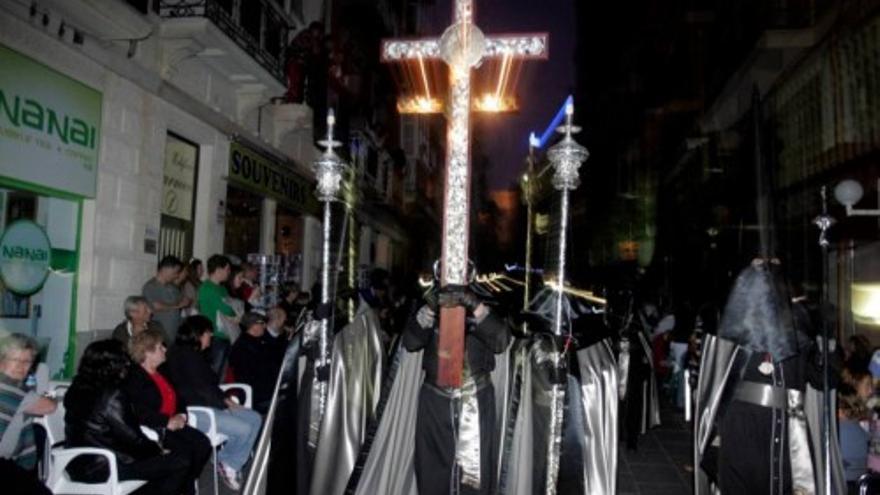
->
[383,0,547,388]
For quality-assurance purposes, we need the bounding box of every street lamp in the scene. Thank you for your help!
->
[834,179,880,216]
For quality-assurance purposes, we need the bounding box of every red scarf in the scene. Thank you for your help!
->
[148,371,177,417]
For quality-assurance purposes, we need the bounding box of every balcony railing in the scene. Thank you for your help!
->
[158,0,290,83]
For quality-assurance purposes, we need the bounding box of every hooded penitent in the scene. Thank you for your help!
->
[693,261,845,495]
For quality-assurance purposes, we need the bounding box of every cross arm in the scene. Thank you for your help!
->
[382,38,443,62]
[484,33,549,59]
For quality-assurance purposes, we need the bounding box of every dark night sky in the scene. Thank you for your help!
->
[422,0,576,189]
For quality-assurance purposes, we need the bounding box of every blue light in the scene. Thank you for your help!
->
[528,94,574,149]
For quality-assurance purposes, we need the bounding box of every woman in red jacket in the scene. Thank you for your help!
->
[124,328,211,494]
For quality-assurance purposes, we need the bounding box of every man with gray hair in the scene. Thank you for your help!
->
[112,296,166,348]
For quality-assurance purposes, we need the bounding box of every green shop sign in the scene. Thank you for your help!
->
[228,141,318,215]
[0,44,101,198]
[0,220,52,295]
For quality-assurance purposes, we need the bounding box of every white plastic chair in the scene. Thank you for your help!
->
[187,383,253,495]
[48,447,146,495]
[188,407,229,495]
[33,384,69,480]
[36,384,148,495]
[220,383,253,409]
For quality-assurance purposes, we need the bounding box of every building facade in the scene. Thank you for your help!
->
[0,0,328,377]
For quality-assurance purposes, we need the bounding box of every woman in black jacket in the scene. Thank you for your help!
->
[64,339,190,494]
[164,315,263,490]
[123,327,211,494]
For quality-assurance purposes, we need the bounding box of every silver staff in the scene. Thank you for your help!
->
[313,108,346,407]
[544,101,589,494]
[813,185,835,495]
[522,133,538,314]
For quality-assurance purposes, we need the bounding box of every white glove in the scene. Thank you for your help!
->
[416,305,435,329]
[303,320,321,344]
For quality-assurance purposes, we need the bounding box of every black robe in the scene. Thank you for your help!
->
[402,310,511,495]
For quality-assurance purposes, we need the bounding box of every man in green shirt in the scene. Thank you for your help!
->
[198,254,237,374]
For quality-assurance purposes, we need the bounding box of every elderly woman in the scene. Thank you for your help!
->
[112,296,166,348]
[164,315,263,490]
[64,339,190,494]
[0,333,54,494]
[123,328,211,494]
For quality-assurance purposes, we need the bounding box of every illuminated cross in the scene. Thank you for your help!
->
[383,0,548,388]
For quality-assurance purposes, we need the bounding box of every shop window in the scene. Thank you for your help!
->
[224,186,262,257]
[0,190,37,319]
[276,204,304,287]
[0,186,80,379]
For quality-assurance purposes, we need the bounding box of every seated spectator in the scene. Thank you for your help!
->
[112,296,166,348]
[124,328,211,494]
[867,351,880,474]
[839,370,872,491]
[265,306,292,357]
[228,313,284,413]
[64,339,190,494]
[0,334,54,495]
[164,315,263,490]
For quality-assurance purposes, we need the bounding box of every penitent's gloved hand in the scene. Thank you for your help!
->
[458,289,482,315]
[437,285,482,312]
[423,289,439,313]
[416,305,436,329]
[437,285,465,308]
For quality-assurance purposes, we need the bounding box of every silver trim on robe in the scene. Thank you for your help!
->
[693,333,743,495]
[805,385,846,495]
[635,330,661,432]
[498,337,619,495]
[309,308,386,495]
[617,337,631,398]
[497,339,538,495]
[492,338,516,485]
[352,348,423,495]
[787,389,815,494]
[574,340,619,495]
[454,377,484,489]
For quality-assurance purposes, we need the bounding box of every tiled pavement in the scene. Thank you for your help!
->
[618,406,694,495]
[197,407,695,495]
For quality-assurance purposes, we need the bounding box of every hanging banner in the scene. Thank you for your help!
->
[0,44,101,198]
[228,140,318,215]
[162,133,198,221]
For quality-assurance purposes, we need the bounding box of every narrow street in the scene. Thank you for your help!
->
[619,406,693,494]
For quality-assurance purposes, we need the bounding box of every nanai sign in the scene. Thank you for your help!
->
[0,220,52,295]
[0,44,101,198]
